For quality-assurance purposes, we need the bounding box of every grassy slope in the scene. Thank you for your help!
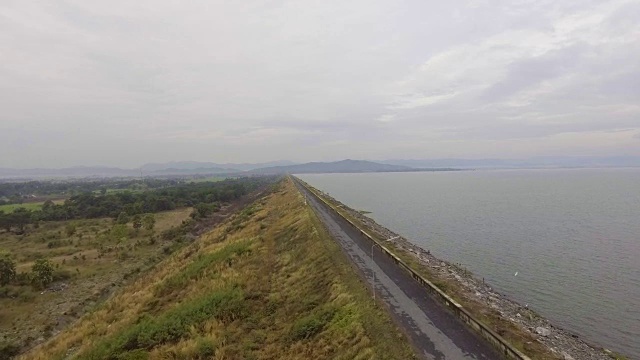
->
[22,178,415,360]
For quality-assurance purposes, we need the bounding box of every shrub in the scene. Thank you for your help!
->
[289,307,336,341]
[142,214,155,231]
[65,223,77,237]
[0,256,16,286]
[110,225,129,243]
[196,338,216,358]
[31,258,54,288]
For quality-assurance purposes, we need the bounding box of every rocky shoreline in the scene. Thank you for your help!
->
[320,192,620,360]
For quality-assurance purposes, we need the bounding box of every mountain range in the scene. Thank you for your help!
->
[140,160,297,172]
[1,156,638,179]
[0,160,410,179]
[247,159,412,174]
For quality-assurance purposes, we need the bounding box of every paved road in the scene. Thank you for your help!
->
[295,180,501,360]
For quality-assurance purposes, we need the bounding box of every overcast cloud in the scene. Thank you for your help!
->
[1,0,639,168]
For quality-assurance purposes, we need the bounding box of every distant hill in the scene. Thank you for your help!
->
[0,166,136,179]
[146,167,237,175]
[141,160,297,172]
[0,161,299,180]
[3,155,637,180]
[248,159,414,174]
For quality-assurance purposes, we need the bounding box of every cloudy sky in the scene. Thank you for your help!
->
[1,0,639,168]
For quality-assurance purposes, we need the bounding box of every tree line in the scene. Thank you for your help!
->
[0,177,273,234]
[0,178,180,205]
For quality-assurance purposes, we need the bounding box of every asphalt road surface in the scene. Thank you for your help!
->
[295,180,501,360]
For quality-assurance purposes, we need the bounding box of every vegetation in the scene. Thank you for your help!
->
[0,179,180,205]
[0,254,16,285]
[30,259,54,289]
[22,178,415,360]
[0,203,48,214]
[1,176,271,356]
[0,207,195,356]
[0,177,271,233]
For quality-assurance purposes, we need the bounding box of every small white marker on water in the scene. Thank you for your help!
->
[514,271,518,276]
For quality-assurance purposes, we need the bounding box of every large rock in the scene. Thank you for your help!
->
[536,327,551,337]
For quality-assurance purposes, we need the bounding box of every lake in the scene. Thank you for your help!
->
[297,169,640,358]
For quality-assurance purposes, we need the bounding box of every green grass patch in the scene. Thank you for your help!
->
[188,176,227,183]
[156,240,253,296]
[0,202,44,213]
[289,306,336,341]
[78,286,246,360]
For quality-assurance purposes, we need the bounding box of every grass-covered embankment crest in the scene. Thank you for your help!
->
[23,178,415,360]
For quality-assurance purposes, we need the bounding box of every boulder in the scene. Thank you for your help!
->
[536,327,551,337]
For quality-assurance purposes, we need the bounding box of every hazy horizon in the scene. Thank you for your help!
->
[2,1,639,168]
[2,155,640,171]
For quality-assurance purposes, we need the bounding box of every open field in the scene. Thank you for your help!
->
[0,203,44,213]
[188,176,229,183]
[21,178,415,360]
[0,208,193,356]
[0,200,66,214]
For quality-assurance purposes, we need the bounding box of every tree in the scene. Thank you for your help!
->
[116,211,129,225]
[110,224,128,243]
[31,259,54,288]
[132,214,142,233]
[10,208,32,233]
[0,255,16,286]
[42,199,55,211]
[142,214,155,231]
[0,211,10,232]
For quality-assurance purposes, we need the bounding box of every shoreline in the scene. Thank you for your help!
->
[312,189,624,360]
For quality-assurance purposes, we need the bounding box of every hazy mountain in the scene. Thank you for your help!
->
[141,161,233,172]
[141,160,297,172]
[0,161,300,180]
[219,160,299,171]
[0,165,239,180]
[381,156,640,169]
[0,166,136,179]
[148,167,236,175]
[3,156,638,180]
[249,159,414,174]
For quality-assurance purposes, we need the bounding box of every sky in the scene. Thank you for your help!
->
[1,0,639,168]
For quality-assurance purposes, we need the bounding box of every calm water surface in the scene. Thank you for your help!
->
[298,169,640,358]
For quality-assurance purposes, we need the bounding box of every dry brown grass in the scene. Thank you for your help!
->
[20,178,415,360]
